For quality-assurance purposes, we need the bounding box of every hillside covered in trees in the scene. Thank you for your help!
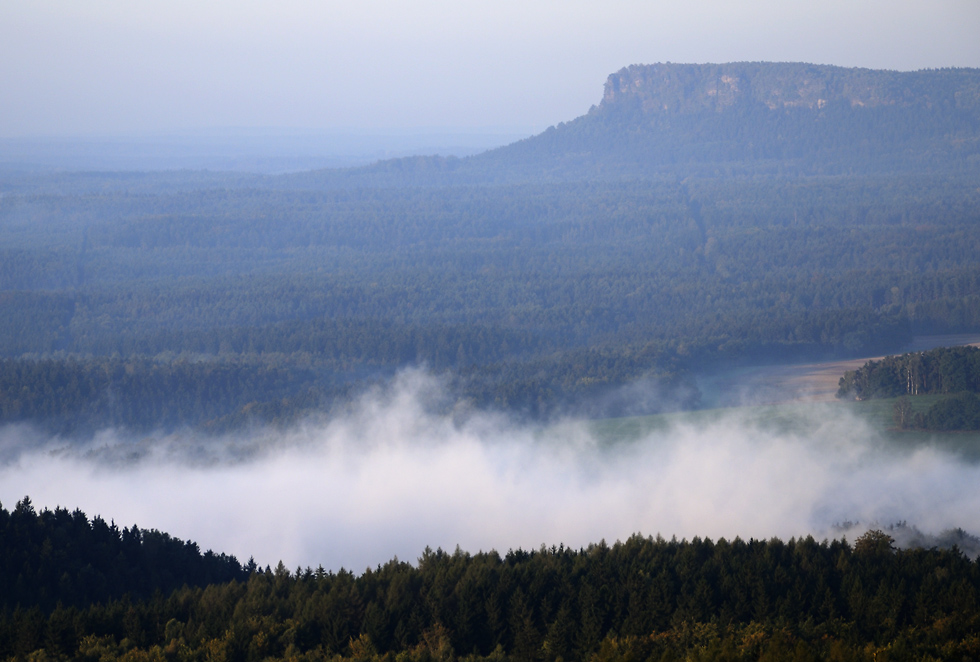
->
[488,62,980,179]
[2,63,980,432]
[286,62,980,187]
[0,498,248,612]
[3,500,980,662]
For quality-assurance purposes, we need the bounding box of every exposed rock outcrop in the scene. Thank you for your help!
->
[601,62,980,114]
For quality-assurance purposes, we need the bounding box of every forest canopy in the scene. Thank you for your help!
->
[2,500,980,662]
[2,63,980,430]
[2,174,979,430]
[837,345,980,430]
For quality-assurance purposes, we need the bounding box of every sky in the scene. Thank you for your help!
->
[2,0,979,138]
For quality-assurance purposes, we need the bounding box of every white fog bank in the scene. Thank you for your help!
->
[2,371,979,571]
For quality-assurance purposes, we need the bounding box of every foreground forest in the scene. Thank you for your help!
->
[3,500,980,662]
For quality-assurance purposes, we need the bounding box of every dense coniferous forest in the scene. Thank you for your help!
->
[2,63,980,432]
[4,61,980,660]
[2,172,980,429]
[838,346,980,400]
[0,499,248,612]
[3,501,980,662]
[838,346,980,430]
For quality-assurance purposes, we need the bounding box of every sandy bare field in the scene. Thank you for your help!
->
[699,334,980,408]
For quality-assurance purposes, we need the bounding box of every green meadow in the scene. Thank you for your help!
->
[588,394,980,460]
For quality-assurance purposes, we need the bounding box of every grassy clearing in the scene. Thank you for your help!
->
[586,395,980,460]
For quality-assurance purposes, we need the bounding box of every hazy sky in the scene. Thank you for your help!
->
[2,0,979,137]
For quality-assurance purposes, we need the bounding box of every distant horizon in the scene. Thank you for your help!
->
[3,0,977,137]
[0,125,545,142]
[9,58,980,142]
[7,57,980,173]
[0,129,535,173]
[5,58,980,142]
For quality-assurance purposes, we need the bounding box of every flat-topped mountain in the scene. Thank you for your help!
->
[601,62,980,113]
[281,62,980,188]
[486,62,980,178]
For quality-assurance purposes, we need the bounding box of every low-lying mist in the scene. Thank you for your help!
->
[2,369,979,571]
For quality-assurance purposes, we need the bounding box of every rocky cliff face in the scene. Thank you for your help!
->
[601,62,980,114]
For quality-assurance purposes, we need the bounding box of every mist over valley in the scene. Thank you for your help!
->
[4,60,980,659]
[4,368,980,572]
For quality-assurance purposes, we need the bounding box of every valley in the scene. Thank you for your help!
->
[3,60,980,661]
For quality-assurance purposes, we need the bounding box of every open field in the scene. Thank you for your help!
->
[593,334,980,459]
[590,396,980,461]
[697,334,980,408]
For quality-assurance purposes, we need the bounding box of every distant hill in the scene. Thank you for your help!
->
[5,64,980,430]
[282,62,980,187]
[10,63,977,193]
[479,62,980,178]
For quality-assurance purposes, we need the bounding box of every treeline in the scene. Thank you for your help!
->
[456,344,697,417]
[3,502,980,661]
[837,346,980,399]
[0,347,695,432]
[911,392,980,431]
[0,357,323,433]
[838,346,980,431]
[0,499,247,612]
[67,320,548,371]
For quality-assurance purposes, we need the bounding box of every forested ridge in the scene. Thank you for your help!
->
[284,62,980,186]
[3,501,980,662]
[0,499,247,612]
[2,63,980,431]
